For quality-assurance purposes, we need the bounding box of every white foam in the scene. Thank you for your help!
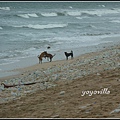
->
[17,14,30,18]
[17,13,38,18]
[110,20,120,23]
[0,27,3,29]
[101,5,105,7]
[27,13,38,17]
[67,11,81,16]
[67,8,120,17]
[69,6,73,9]
[14,23,68,29]
[87,9,120,16]
[0,7,10,10]
[41,12,57,17]
[0,59,20,66]
[26,24,67,29]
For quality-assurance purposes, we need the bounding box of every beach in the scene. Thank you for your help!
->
[1,2,120,118]
[0,36,120,118]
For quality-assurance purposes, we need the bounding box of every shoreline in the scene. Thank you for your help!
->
[0,42,119,118]
[0,39,120,117]
[0,35,120,79]
[0,42,119,96]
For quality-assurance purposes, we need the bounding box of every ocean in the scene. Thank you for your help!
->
[0,1,120,67]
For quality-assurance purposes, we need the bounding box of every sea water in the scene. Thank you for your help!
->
[0,1,120,68]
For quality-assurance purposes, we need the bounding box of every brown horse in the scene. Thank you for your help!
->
[37,51,48,64]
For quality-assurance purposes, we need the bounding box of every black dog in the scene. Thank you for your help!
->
[64,50,73,60]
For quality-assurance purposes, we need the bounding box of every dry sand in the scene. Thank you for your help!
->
[0,44,120,118]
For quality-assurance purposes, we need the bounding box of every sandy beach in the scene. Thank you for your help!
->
[0,36,120,118]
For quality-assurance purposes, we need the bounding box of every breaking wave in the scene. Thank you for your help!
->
[17,13,39,18]
[0,7,10,10]
[2,7,120,20]
[110,20,120,23]
[0,27,3,29]
[14,23,68,29]
[41,12,58,17]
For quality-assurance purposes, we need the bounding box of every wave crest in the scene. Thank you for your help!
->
[0,7,10,10]
[17,13,38,18]
[41,12,57,17]
[0,27,3,29]
[14,23,68,29]
[81,32,111,36]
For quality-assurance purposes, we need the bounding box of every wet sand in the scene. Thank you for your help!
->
[0,35,119,78]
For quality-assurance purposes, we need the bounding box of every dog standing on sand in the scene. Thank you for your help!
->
[64,50,73,60]
[37,51,48,64]
[45,53,56,62]
[37,51,56,64]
